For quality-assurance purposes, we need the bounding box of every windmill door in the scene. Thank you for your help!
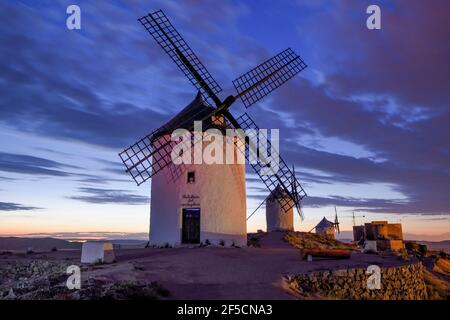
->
[182,208,200,244]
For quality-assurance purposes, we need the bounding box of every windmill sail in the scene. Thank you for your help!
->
[119,93,232,185]
[121,9,309,222]
[138,10,222,106]
[232,48,307,108]
[235,112,306,213]
[291,166,304,220]
[118,126,177,185]
[334,206,340,234]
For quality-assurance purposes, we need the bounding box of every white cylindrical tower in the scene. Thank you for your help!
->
[265,185,294,232]
[149,93,247,247]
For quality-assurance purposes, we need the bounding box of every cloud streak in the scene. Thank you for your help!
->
[0,152,75,177]
[0,202,41,211]
[69,187,149,205]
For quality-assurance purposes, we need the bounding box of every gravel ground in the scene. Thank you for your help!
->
[0,232,414,300]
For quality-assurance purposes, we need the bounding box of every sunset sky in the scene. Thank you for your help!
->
[1,0,449,241]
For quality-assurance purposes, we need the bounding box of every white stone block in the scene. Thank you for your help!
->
[81,242,115,264]
[363,240,377,253]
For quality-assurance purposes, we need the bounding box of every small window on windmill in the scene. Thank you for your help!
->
[187,171,195,184]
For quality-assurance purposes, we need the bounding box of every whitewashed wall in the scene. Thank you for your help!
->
[149,133,247,246]
[266,197,294,232]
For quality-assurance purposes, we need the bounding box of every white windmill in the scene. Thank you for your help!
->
[119,10,308,246]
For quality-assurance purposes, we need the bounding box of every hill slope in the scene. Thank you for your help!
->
[0,237,81,252]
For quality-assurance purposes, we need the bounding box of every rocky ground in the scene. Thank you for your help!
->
[0,256,169,300]
[0,232,448,300]
[283,231,357,250]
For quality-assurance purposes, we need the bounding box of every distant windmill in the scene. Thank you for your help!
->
[307,206,340,237]
[119,10,308,246]
[248,166,303,232]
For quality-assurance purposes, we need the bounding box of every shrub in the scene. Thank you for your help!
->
[397,248,410,261]
[418,244,428,256]
[106,280,170,300]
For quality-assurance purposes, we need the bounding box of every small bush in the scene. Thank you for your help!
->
[418,244,428,256]
[150,281,170,298]
[219,240,225,246]
[231,241,241,248]
[106,280,170,300]
[397,249,410,261]
[247,233,262,247]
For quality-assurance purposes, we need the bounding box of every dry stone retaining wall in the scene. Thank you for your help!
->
[287,262,427,300]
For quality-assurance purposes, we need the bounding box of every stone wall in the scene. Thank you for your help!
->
[387,223,403,239]
[286,262,427,300]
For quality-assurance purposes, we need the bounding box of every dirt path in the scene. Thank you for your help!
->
[80,232,407,299]
[114,232,300,299]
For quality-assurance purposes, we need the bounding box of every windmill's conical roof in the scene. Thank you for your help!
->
[267,184,290,201]
[151,92,225,142]
[315,217,334,229]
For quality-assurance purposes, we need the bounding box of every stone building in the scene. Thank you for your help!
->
[353,220,404,251]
